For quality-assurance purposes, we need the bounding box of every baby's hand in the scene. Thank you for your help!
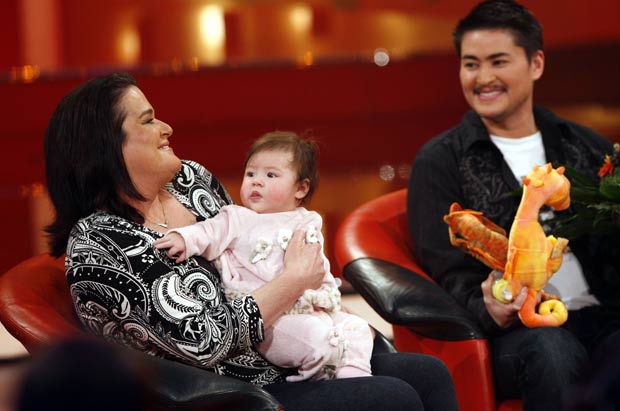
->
[154,232,188,263]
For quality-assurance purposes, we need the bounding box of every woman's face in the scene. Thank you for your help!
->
[120,86,181,193]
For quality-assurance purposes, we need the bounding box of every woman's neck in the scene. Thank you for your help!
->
[125,188,169,230]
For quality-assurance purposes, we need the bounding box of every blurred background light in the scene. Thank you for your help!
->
[199,4,226,65]
[379,164,396,181]
[373,48,389,66]
[118,25,141,65]
[289,3,313,34]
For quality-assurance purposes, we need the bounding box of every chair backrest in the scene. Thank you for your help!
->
[0,253,84,353]
[335,188,433,282]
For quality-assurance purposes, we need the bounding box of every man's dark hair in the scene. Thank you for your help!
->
[453,0,543,61]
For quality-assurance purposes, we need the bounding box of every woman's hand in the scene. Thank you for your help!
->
[281,229,325,291]
[481,272,527,328]
[252,230,325,328]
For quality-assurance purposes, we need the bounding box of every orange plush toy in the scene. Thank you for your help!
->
[444,163,571,327]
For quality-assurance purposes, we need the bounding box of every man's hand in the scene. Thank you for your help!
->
[481,272,527,328]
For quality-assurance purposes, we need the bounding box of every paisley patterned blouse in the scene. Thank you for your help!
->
[65,160,289,386]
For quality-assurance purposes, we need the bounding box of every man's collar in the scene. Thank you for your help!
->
[460,105,568,152]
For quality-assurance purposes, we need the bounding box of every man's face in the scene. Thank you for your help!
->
[459,29,544,131]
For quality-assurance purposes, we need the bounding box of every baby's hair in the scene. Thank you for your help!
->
[245,131,319,204]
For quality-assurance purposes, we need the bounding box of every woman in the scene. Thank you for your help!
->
[44,73,458,411]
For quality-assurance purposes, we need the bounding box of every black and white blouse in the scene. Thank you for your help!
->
[66,160,289,386]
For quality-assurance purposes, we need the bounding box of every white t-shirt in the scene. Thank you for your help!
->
[490,132,546,182]
[490,132,599,309]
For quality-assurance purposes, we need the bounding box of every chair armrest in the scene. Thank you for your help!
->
[343,258,485,341]
[371,328,398,354]
[142,353,283,411]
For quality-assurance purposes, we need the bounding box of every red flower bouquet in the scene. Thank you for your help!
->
[550,143,620,239]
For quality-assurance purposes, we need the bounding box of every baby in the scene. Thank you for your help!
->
[155,131,373,381]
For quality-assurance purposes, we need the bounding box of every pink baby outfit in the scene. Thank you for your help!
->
[170,205,373,381]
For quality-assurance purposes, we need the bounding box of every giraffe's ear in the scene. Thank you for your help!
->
[557,166,566,175]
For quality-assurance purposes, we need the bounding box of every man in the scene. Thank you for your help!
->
[407,0,619,409]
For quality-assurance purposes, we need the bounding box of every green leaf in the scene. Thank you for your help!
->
[558,164,598,188]
[599,174,620,201]
[588,202,620,212]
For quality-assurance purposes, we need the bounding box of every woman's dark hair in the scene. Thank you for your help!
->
[452,0,543,61]
[244,131,319,205]
[44,73,145,257]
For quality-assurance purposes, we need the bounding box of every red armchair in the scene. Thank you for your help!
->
[0,253,284,411]
[334,188,522,411]
[0,252,399,411]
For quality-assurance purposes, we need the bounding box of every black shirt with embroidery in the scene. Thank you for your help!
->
[408,106,618,335]
[66,160,289,386]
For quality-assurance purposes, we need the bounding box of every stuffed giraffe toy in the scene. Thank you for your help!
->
[443,163,571,327]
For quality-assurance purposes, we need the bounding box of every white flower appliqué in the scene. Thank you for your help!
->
[250,237,273,264]
[303,284,342,312]
[305,226,319,244]
[277,229,293,250]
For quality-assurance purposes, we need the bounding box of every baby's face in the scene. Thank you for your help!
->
[240,149,307,214]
